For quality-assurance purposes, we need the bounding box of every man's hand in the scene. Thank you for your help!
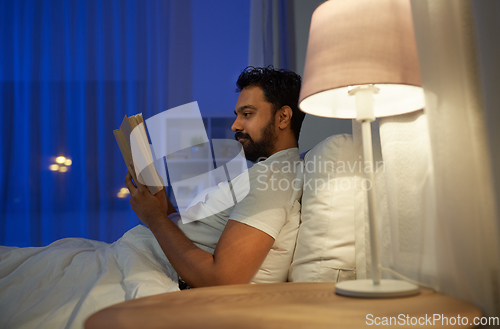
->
[124,166,170,228]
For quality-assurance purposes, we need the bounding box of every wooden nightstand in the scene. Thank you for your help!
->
[85,282,482,328]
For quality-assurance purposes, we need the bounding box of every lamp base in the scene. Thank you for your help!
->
[335,279,420,298]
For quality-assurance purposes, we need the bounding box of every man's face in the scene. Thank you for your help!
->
[232,86,277,162]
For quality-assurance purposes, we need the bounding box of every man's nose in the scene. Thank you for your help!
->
[231,117,242,132]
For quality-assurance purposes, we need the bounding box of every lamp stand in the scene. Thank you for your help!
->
[335,86,419,298]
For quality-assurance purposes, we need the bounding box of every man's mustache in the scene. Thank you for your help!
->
[235,132,252,141]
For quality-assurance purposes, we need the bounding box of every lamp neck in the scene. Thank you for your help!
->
[349,85,380,122]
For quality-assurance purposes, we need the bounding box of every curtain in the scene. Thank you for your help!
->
[0,0,193,246]
[248,0,296,71]
[410,0,500,316]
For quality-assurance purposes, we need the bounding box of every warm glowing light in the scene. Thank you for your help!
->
[117,187,130,198]
[58,166,68,172]
[55,156,66,164]
[49,164,59,171]
[64,159,72,166]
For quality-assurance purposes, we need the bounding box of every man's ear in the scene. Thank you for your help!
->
[277,106,293,130]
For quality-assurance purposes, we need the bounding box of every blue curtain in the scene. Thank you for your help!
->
[248,0,296,71]
[0,0,194,246]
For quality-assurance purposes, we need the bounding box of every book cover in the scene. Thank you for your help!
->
[114,114,164,195]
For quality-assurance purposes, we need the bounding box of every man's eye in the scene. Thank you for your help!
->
[244,113,251,117]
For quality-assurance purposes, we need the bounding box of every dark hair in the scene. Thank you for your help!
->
[236,66,305,143]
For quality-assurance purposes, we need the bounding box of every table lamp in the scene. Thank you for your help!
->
[299,0,425,298]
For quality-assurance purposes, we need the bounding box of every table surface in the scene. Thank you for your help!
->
[85,282,482,329]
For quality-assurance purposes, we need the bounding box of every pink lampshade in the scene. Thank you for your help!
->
[299,0,425,119]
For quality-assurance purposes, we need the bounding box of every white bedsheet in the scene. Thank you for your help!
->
[0,225,180,329]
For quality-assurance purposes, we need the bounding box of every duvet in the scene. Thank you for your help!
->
[0,225,179,329]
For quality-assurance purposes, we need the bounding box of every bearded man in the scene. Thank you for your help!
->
[125,66,306,288]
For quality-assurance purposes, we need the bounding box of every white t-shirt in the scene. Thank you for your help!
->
[171,148,303,283]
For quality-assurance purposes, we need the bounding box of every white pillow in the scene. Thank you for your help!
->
[288,134,357,282]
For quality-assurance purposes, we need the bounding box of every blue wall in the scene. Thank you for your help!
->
[192,0,249,117]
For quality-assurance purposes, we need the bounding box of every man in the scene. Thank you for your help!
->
[125,66,306,287]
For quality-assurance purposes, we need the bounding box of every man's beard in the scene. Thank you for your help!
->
[235,117,276,162]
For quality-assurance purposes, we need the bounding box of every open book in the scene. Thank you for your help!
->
[113,114,164,195]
